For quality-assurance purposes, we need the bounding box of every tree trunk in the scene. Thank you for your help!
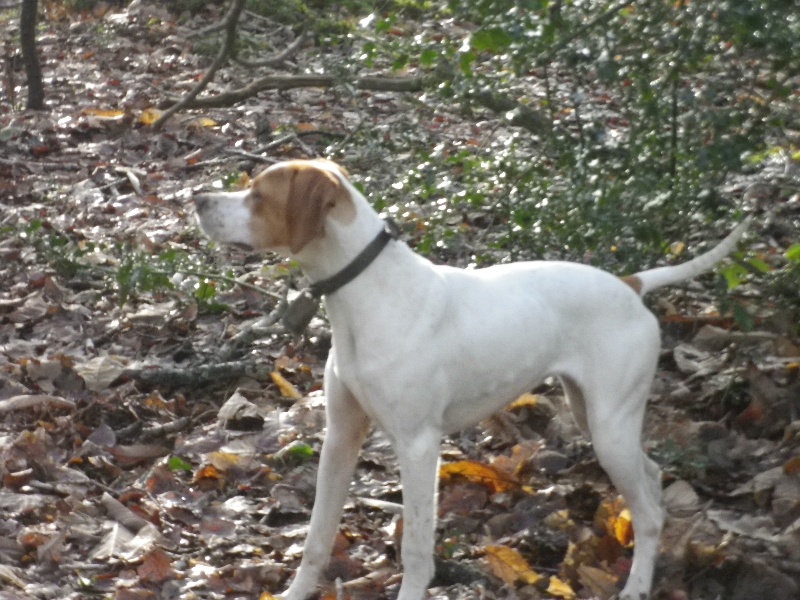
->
[20,0,44,110]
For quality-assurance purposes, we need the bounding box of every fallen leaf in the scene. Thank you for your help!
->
[596,497,634,547]
[0,394,75,414]
[547,575,577,599]
[91,522,135,560]
[74,355,127,392]
[784,456,800,475]
[484,545,543,586]
[439,460,517,494]
[188,117,217,129]
[577,564,619,598]
[270,371,302,399]
[83,108,127,120]
[109,444,171,466]
[508,392,540,409]
[138,108,163,125]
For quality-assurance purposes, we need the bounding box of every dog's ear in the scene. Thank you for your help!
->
[285,164,349,253]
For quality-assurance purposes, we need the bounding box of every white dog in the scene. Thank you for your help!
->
[194,159,749,600]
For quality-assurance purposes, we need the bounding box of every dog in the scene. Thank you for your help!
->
[193,159,749,600]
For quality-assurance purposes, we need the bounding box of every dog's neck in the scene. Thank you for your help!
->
[293,186,387,284]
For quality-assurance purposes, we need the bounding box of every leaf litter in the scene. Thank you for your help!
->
[1,3,799,600]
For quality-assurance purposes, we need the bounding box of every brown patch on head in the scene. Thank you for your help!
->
[246,161,354,253]
[621,275,643,295]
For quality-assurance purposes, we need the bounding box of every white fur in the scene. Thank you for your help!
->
[193,189,252,248]
[194,160,749,600]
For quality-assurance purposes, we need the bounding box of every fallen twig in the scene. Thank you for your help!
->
[161,73,431,110]
[122,360,274,388]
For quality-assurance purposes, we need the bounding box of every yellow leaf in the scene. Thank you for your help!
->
[544,509,574,531]
[189,117,217,129]
[547,575,577,599]
[208,451,243,471]
[138,108,163,126]
[613,508,634,547]
[83,108,126,120]
[670,240,686,256]
[596,497,634,548]
[439,460,517,494]
[270,371,302,399]
[193,463,222,483]
[484,545,542,586]
[508,392,539,410]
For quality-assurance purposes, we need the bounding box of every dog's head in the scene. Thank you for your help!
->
[194,159,355,254]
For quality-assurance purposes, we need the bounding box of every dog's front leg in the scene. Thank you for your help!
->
[281,366,370,600]
[393,426,442,600]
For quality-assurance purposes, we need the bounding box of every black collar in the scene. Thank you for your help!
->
[308,219,399,298]
[281,219,399,334]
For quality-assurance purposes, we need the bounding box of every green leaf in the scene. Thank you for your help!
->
[720,263,749,289]
[393,53,410,71]
[732,303,755,331]
[470,28,513,53]
[459,50,476,75]
[167,456,193,472]
[420,48,438,68]
[287,442,314,461]
[746,257,771,273]
[786,243,800,262]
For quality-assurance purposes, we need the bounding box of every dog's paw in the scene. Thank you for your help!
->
[278,581,316,600]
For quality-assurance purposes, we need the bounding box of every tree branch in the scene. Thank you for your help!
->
[153,0,246,129]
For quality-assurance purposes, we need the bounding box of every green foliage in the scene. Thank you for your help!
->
[114,246,230,312]
[338,0,798,319]
[17,219,231,313]
[22,219,88,279]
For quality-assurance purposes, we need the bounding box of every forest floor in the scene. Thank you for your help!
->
[1,3,799,600]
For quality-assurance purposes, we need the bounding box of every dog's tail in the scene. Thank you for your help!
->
[622,217,752,297]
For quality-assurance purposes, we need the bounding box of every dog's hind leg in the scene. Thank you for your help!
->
[585,378,664,600]
[281,358,371,600]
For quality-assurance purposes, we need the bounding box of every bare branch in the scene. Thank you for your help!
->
[153,0,246,129]
[232,32,306,69]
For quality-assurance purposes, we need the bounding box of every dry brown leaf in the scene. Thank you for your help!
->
[109,444,170,466]
[577,564,619,598]
[484,545,543,586]
[784,456,800,475]
[0,394,75,414]
[137,548,175,583]
[439,460,518,494]
[194,464,223,487]
[74,355,127,392]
